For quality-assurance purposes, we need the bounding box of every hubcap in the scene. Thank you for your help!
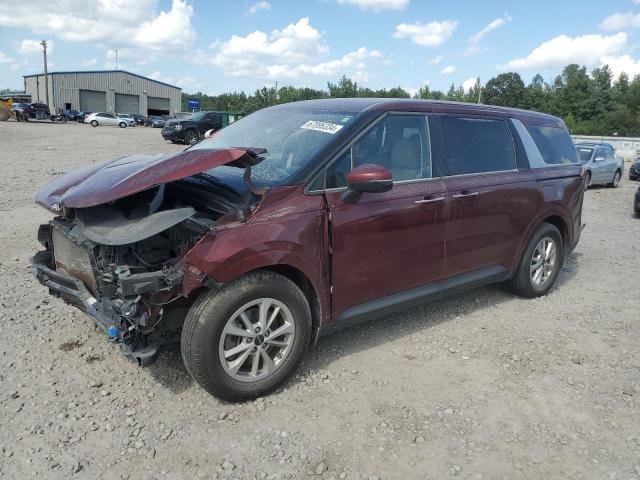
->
[614,172,620,186]
[218,298,295,383]
[530,237,557,287]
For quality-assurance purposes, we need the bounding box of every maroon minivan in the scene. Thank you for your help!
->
[31,99,584,400]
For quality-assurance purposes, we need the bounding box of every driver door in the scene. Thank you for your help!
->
[323,114,448,321]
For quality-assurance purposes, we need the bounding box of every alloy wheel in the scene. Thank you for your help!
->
[218,298,296,383]
[530,237,557,287]
[185,131,199,145]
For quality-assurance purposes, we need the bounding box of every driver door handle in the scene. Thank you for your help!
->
[415,196,445,205]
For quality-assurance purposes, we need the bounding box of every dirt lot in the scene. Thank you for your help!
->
[0,120,639,480]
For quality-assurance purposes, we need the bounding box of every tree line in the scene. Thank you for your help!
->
[181,64,640,136]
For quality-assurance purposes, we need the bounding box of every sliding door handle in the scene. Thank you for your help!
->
[452,191,479,199]
[415,196,445,205]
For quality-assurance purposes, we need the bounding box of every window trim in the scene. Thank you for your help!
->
[438,114,518,178]
[307,111,435,193]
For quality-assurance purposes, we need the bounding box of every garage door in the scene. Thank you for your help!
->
[79,90,106,112]
[115,93,139,114]
[147,96,170,116]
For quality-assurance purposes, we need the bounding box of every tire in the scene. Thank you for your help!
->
[509,223,564,298]
[90,120,98,127]
[184,130,199,145]
[607,169,621,188]
[181,270,312,401]
[119,122,127,128]
[583,171,591,191]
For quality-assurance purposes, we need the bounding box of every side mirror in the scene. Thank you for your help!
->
[594,156,605,162]
[342,164,393,203]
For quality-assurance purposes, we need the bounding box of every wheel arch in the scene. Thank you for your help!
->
[542,214,568,248]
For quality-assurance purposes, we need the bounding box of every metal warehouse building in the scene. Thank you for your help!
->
[23,70,181,116]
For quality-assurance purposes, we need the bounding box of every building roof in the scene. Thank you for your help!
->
[22,70,181,90]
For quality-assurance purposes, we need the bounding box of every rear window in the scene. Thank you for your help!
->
[441,117,516,176]
[577,148,593,163]
[526,126,578,164]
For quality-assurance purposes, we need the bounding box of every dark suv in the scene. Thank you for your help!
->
[161,111,240,145]
[31,99,584,400]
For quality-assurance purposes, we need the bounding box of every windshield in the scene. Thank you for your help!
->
[190,107,359,187]
[577,147,594,163]
[189,112,207,121]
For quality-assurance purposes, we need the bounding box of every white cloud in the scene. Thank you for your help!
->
[148,70,204,91]
[463,77,478,91]
[600,12,640,31]
[601,54,640,79]
[82,58,98,67]
[441,65,455,75]
[17,39,53,55]
[248,1,271,14]
[466,14,512,56]
[0,51,13,64]
[337,0,409,11]
[498,33,627,71]
[0,0,195,58]
[207,18,382,80]
[393,20,458,47]
[429,54,444,65]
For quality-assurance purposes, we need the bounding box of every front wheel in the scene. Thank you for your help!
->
[509,223,564,298]
[583,171,591,191]
[90,120,98,127]
[184,130,200,145]
[181,271,312,401]
[119,122,127,128]
[608,170,621,188]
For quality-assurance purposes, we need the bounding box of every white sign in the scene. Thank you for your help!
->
[300,120,344,134]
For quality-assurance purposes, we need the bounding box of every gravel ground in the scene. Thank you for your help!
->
[0,120,639,480]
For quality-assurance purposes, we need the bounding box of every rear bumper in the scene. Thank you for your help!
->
[30,250,159,366]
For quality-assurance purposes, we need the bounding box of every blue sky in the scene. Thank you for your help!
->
[2,0,640,95]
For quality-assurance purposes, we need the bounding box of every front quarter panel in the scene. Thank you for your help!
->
[182,185,331,324]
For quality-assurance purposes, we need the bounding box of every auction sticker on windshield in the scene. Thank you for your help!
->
[301,120,344,134]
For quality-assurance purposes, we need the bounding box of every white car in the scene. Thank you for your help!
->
[85,112,135,128]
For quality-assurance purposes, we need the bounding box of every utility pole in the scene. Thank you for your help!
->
[115,49,118,70]
[41,40,50,111]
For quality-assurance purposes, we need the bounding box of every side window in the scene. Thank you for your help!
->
[441,117,515,176]
[605,148,615,160]
[208,114,222,125]
[325,114,431,188]
[526,125,578,165]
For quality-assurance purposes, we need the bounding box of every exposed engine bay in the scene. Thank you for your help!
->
[33,174,259,365]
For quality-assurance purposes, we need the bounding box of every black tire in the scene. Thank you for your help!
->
[509,223,564,298]
[607,169,621,188]
[583,171,591,191]
[90,120,98,127]
[181,270,312,401]
[184,130,200,145]
[119,122,127,128]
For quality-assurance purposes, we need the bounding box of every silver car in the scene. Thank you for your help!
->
[576,143,624,190]
[85,112,135,128]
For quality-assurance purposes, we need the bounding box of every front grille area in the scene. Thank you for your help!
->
[51,227,97,292]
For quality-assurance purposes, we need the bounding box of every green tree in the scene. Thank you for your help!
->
[482,72,526,108]
[327,75,359,97]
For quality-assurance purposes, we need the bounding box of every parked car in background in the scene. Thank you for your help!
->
[635,186,640,216]
[575,143,624,189]
[116,114,137,126]
[147,116,165,128]
[31,98,584,400]
[629,158,640,181]
[133,114,146,125]
[77,112,92,123]
[62,109,80,121]
[161,111,242,145]
[11,102,29,121]
[20,102,50,120]
[84,112,135,128]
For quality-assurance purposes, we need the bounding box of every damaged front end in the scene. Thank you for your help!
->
[31,148,264,366]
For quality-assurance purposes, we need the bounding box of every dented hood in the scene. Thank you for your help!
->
[36,148,263,210]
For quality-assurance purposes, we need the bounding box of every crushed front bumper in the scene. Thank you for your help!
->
[30,250,160,366]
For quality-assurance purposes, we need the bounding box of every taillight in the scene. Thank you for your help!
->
[579,165,585,177]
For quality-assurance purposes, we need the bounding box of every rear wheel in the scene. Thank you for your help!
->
[583,171,591,191]
[90,120,98,127]
[184,130,199,145]
[509,223,564,298]
[181,271,311,401]
[608,169,621,188]
[119,122,127,128]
